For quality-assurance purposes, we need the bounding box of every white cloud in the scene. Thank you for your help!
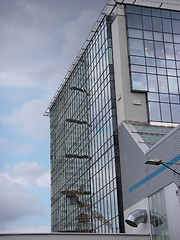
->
[0,172,46,226]
[0,98,49,139]
[37,171,50,188]
[6,161,50,188]
[0,161,50,229]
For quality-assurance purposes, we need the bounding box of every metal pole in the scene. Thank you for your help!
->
[161,162,180,176]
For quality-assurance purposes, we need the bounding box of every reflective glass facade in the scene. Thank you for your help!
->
[50,16,123,233]
[126,5,180,123]
[149,189,169,240]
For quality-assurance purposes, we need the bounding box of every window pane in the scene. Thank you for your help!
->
[145,40,155,57]
[154,32,163,41]
[158,75,168,93]
[144,31,153,40]
[174,34,180,43]
[152,17,162,31]
[165,43,175,59]
[170,94,180,103]
[171,104,180,122]
[160,103,171,122]
[149,102,161,121]
[155,42,165,58]
[175,44,180,60]
[143,16,152,30]
[148,92,159,101]
[146,58,156,66]
[172,20,180,34]
[127,14,142,29]
[129,39,144,56]
[130,56,145,65]
[128,29,143,38]
[148,74,158,92]
[160,94,169,103]
[168,76,178,93]
[162,18,172,33]
[164,33,173,42]
[131,65,146,73]
[131,72,147,91]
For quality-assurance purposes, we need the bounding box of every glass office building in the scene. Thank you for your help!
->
[48,15,123,233]
[46,0,180,235]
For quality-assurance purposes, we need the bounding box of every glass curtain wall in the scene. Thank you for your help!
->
[50,52,91,232]
[126,5,180,123]
[50,16,123,233]
[88,16,123,233]
[149,189,169,240]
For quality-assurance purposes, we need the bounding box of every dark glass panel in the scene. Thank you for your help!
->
[143,16,152,30]
[152,17,162,32]
[162,18,172,33]
[172,20,180,34]
[171,11,180,20]
[161,10,171,18]
[126,5,141,14]
[142,6,151,15]
[152,8,161,17]
[126,14,142,29]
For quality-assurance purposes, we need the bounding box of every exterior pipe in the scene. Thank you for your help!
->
[125,209,147,228]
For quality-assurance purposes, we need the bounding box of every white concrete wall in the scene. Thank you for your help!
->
[164,182,180,240]
[0,233,150,240]
[124,198,150,235]
[111,5,147,126]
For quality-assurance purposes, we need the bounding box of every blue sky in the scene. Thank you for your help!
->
[0,0,107,233]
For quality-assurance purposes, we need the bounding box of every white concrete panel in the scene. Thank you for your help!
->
[0,233,150,240]
[111,5,147,125]
[164,182,180,240]
[124,198,151,235]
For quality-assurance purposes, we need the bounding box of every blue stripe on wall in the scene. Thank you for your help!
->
[129,154,180,193]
